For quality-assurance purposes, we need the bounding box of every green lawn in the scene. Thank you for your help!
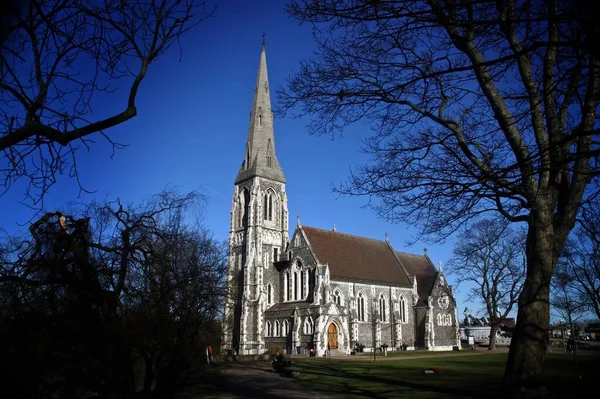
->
[290,352,599,398]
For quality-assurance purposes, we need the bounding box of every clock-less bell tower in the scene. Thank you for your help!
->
[221,40,289,355]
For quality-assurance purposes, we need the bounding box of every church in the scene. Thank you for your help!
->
[220,42,461,357]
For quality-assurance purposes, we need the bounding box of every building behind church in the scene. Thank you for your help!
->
[220,42,460,357]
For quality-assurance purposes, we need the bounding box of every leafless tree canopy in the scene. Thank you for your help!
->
[558,200,600,321]
[0,0,215,203]
[279,1,599,397]
[280,0,598,240]
[447,218,525,350]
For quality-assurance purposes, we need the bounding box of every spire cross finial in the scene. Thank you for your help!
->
[424,247,428,254]
[297,214,301,226]
[385,232,389,242]
[262,32,266,46]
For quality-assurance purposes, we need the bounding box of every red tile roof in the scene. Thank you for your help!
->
[396,251,438,305]
[301,226,412,286]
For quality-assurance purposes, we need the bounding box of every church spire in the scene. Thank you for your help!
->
[235,39,286,184]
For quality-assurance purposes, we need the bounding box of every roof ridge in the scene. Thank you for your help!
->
[302,225,388,244]
[395,249,427,258]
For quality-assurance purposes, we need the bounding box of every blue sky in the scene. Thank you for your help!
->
[0,1,480,317]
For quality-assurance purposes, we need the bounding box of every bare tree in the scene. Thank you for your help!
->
[559,200,600,321]
[447,218,525,350]
[279,1,599,397]
[551,262,587,374]
[0,0,215,204]
[0,189,227,396]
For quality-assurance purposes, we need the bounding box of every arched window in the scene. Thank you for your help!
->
[267,284,273,305]
[304,317,314,334]
[379,294,387,322]
[258,113,262,126]
[283,320,289,336]
[266,321,272,337]
[399,296,407,323]
[437,314,452,326]
[263,190,274,221]
[357,292,365,322]
[285,272,290,301]
[333,289,341,305]
[275,320,281,336]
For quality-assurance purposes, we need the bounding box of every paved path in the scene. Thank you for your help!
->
[182,362,332,399]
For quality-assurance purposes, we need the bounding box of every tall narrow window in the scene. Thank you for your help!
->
[357,292,365,322]
[267,284,273,305]
[379,294,387,322]
[267,155,272,167]
[268,194,273,220]
[275,320,281,336]
[399,296,407,323]
[285,273,290,301]
[263,191,273,221]
[273,248,278,262]
[258,114,262,126]
[266,321,272,337]
[263,194,268,220]
[293,271,298,300]
[301,270,306,299]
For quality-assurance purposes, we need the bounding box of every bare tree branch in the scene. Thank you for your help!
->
[0,0,216,205]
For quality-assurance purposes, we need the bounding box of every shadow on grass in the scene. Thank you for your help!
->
[291,353,599,399]
[293,360,492,399]
[173,352,600,399]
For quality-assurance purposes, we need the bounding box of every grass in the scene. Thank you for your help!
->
[288,351,600,398]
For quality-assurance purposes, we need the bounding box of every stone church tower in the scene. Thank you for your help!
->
[221,41,289,355]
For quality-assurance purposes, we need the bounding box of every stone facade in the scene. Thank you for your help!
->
[220,42,460,357]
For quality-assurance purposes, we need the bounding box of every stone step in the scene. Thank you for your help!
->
[328,349,347,357]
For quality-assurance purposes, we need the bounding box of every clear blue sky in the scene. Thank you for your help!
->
[0,0,479,317]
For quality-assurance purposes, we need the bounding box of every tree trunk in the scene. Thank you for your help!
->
[489,324,499,351]
[143,354,155,395]
[501,209,555,398]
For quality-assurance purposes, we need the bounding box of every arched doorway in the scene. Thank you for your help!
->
[327,323,338,349]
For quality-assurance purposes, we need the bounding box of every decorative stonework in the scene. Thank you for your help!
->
[232,231,244,247]
[261,229,282,245]
[438,295,449,309]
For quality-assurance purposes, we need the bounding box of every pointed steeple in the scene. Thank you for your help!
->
[235,40,286,184]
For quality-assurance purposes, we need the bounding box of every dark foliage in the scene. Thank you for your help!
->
[0,190,227,397]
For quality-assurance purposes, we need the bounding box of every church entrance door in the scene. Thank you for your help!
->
[327,323,338,349]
